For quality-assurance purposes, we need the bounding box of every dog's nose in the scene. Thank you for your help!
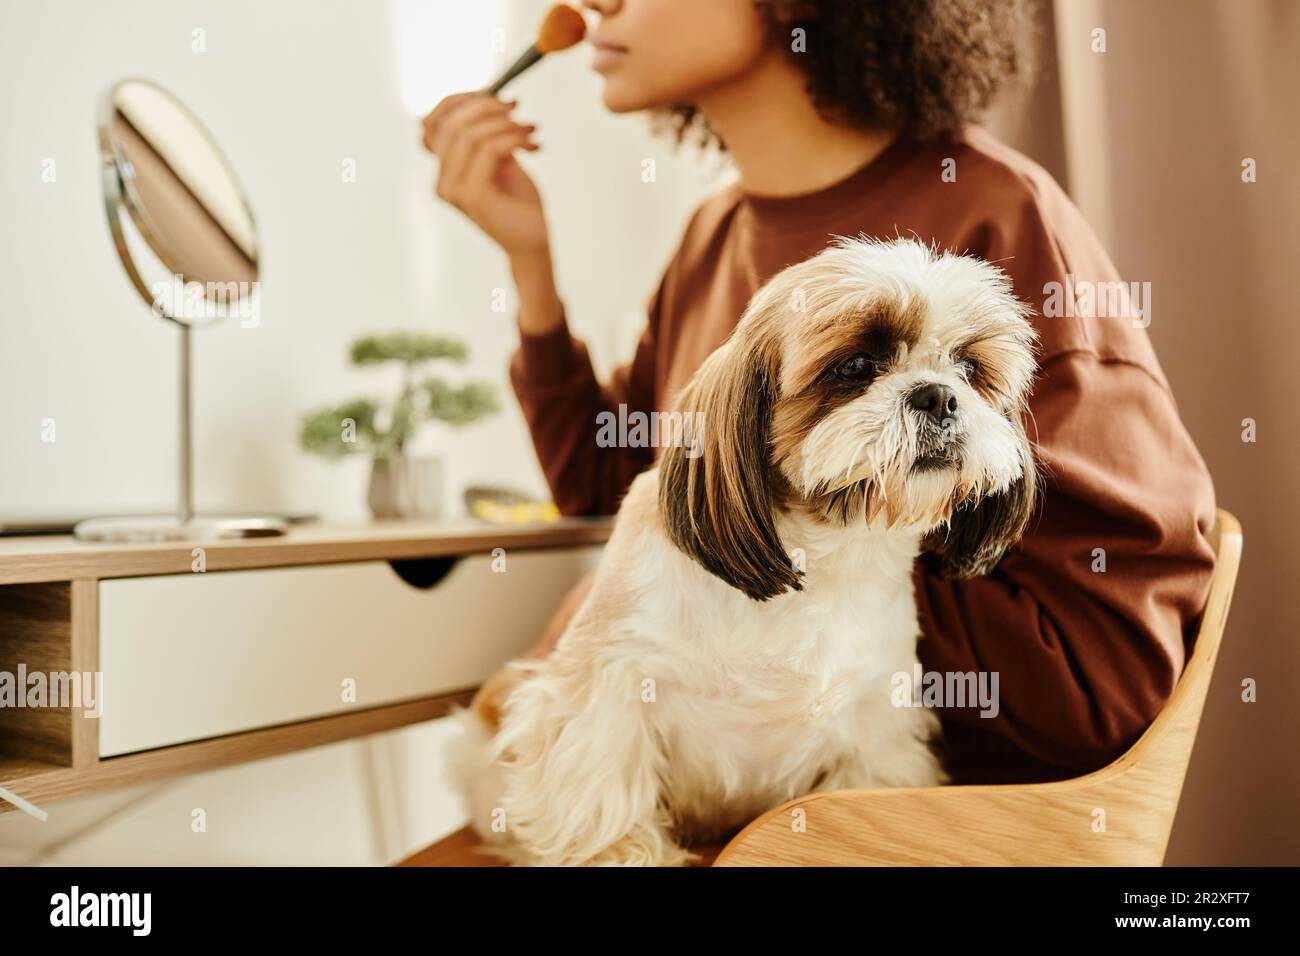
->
[908,383,958,423]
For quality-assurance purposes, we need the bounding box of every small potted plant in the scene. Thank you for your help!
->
[299,332,500,518]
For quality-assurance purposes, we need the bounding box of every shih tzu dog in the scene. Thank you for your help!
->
[448,237,1039,866]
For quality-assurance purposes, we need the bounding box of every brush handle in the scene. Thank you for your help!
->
[485,45,543,95]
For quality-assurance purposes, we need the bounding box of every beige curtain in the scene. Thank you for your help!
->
[986,0,1299,865]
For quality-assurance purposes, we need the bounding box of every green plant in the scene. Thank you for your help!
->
[299,332,499,460]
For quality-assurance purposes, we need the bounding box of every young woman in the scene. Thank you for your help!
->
[422,0,1216,786]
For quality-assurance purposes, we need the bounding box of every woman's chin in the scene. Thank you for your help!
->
[599,78,671,115]
[600,88,648,114]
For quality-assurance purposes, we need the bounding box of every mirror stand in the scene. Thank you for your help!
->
[74,324,287,542]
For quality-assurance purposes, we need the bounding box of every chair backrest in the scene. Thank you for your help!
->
[1108,508,1241,776]
[1071,507,1242,862]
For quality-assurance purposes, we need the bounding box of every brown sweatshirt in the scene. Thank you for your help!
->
[509,127,1218,784]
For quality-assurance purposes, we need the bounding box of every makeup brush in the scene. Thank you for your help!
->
[484,4,587,96]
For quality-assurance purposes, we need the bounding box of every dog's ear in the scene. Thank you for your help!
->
[658,340,803,601]
[927,415,1039,578]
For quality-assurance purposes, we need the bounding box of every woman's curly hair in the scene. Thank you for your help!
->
[660,0,1033,147]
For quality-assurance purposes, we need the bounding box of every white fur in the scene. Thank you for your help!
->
[450,477,947,867]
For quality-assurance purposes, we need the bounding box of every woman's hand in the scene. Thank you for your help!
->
[422,93,562,334]
[421,93,547,259]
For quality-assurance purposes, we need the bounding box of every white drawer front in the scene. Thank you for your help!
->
[98,549,597,757]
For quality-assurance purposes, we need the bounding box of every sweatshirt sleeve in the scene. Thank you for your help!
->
[508,282,665,516]
[915,353,1216,776]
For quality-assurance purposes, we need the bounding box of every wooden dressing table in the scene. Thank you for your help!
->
[0,519,611,814]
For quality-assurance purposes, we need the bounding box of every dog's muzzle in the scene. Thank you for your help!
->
[911,392,965,471]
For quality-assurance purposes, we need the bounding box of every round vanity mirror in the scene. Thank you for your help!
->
[75,78,285,542]
[100,77,259,325]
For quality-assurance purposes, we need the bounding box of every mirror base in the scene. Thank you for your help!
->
[73,514,288,543]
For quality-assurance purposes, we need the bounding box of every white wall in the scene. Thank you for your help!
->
[0,0,719,520]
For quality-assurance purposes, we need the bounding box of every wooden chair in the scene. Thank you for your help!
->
[400,509,1241,867]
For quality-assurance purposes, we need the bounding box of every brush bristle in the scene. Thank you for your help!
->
[536,4,586,54]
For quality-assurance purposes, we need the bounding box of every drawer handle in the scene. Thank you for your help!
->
[386,556,461,590]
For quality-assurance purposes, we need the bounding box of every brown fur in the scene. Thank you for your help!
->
[658,334,803,602]
[925,424,1038,577]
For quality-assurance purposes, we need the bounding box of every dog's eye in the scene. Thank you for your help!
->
[957,355,982,382]
[835,354,875,383]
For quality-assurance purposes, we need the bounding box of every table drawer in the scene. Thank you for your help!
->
[98,549,597,757]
